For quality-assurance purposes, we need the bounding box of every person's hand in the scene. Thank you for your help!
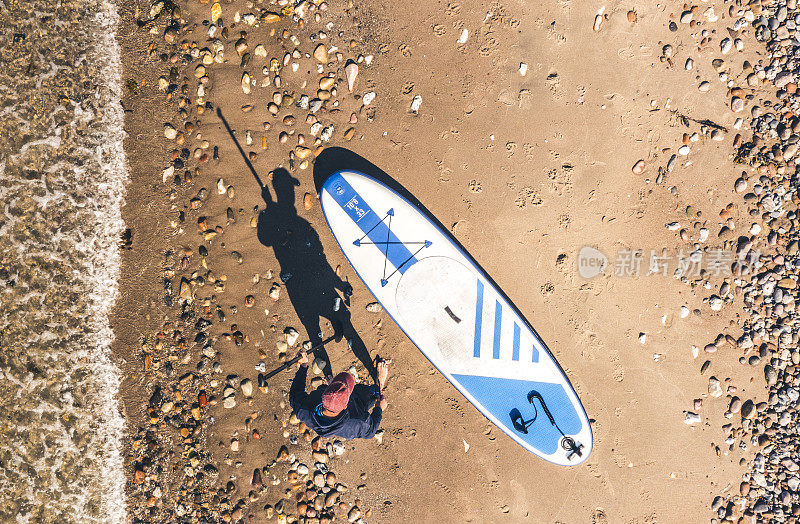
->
[379,395,388,410]
[297,350,309,366]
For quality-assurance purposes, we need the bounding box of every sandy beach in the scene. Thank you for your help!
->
[105,0,794,521]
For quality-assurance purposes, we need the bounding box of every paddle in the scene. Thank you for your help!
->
[261,335,337,381]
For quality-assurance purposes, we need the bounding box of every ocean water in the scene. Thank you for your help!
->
[0,0,128,521]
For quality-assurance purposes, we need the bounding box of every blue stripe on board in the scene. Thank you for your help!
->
[512,323,520,361]
[532,343,539,363]
[323,173,417,275]
[493,301,502,359]
[473,279,484,358]
[451,374,582,456]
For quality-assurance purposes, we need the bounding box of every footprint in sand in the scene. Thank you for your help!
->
[591,509,609,523]
[609,349,625,381]
[549,165,573,195]
[514,187,542,209]
[479,36,498,57]
[576,85,586,104]
[523,143,535,158]
[611,438,629,468]
[505,141,517,156]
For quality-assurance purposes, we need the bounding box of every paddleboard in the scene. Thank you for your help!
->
[320,170,592,465]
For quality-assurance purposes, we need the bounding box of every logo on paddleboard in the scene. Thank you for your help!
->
[578,246,607,279]
[344,196,369,221]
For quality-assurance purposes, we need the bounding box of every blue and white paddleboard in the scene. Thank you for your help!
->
[320,170,592,465]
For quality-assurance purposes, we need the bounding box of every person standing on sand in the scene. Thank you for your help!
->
[289,351,389,440]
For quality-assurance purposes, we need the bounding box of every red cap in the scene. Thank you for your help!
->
[322,372,355,413]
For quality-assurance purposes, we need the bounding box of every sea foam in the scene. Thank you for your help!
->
[0,0,128,521]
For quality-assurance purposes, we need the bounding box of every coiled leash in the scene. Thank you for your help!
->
[511,391,583,459]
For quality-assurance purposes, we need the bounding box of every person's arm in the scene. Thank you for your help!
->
[288,352,309,412]
[359,395,387,439]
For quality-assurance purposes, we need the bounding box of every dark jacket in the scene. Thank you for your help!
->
[289,365,383,440]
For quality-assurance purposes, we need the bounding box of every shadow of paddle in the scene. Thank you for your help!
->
[216,109,377,381]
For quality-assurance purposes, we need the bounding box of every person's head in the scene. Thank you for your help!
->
[321,372,355,415]
[271,168,300,207]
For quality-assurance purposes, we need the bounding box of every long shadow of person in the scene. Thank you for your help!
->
[256,168,377,381]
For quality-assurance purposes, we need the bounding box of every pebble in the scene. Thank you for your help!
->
[332,440,345,456]
[313,44,328,63]
[708,377,723,398]
[362,92,375,106]
[593,14,603,32]
[240,379,253,397]
[631,159,646,175]
[319,77,335,91]
[410,95,422,114]
[313,472,325,487]
[765,365,778,385]
[269,283,281,300]
[684,411,701,424]
[312,358,326,375]
[345,61,359,92]
[709,296,723,311]
[285,327,299,346]
[731,97,744,112]
[741,399,755,419]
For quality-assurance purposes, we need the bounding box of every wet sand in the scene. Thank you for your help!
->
[112,0,770,521]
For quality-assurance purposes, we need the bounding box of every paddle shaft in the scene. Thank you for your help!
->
[262,335,337,381]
